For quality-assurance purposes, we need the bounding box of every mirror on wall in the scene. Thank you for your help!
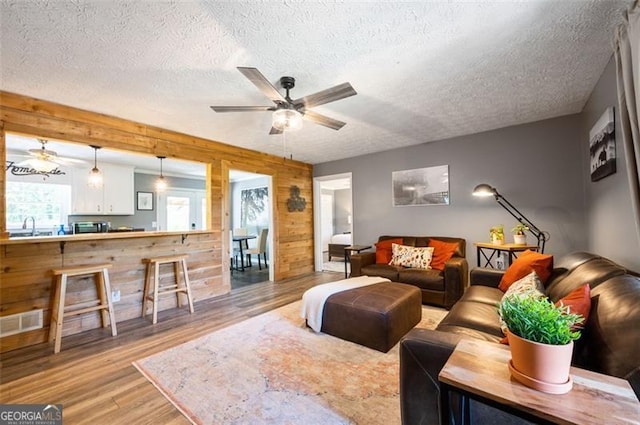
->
[5,133,207,236]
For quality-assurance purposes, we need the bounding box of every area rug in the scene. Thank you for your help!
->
[133,300,447,425]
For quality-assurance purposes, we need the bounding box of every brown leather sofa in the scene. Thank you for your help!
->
[399,252,640,424]
[350,236,468,309]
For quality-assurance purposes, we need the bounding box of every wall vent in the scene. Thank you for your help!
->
[0,310,43,337]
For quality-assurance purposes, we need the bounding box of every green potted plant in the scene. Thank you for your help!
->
[489,224,505,245]
[511,223,529,245]
[498,293,584,394]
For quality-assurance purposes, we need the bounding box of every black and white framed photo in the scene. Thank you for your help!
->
[589,107,616,182]
[137,191,154,211]
[392,165,450,206]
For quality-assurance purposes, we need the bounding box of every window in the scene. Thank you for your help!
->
[6,182,72,229]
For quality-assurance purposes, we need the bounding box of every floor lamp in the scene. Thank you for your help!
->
[472,184,549,253]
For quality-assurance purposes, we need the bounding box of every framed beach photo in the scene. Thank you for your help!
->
[137,191,154,211]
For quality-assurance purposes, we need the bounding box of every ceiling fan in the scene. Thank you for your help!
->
[16,139,84,172]
[211,67,357,134]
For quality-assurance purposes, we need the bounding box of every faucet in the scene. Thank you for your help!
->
[22,216,36,236]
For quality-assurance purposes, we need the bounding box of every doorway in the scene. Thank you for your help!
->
[313,173,353,273]
[157,189,206,231]
[229,169,274,289]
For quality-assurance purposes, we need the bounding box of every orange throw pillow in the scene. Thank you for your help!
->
[428,239,459,271]
[498,250,553,292]
[375,238,403,264]
[555,284,591,322]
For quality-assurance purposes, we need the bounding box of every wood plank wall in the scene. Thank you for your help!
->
[0,91,315,352]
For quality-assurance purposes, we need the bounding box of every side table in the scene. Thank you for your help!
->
[438,339,640,425]
[474,242,538,268]
[344,245,372,278]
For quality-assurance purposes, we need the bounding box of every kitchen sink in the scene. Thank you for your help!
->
[9,231,53,238]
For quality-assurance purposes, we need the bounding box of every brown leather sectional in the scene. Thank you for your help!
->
[350,236,468,309]
[399,252,640,424]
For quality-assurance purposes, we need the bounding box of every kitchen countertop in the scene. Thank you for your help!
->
[0,230,213,245]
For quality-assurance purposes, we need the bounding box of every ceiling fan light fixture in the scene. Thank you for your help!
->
[88,145,103,189]
[272,108,303,132]
[25,157,59,173]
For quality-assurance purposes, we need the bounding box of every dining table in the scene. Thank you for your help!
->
[232,234,256,271]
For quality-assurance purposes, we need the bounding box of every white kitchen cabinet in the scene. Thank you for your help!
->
[103,164,134,214]
[71,164,134,215]
[71,167,103,214]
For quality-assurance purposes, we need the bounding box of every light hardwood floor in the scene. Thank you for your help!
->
[0,271,342,424]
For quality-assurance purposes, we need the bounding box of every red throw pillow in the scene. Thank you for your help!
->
[498,250,553,292]
[428,239,459,271]
[555,284,591,322]
[375,238,403,264]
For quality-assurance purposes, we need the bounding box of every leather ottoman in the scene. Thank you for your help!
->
[321,281,422,352]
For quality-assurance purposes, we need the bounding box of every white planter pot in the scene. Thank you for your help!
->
[513,234,527,245]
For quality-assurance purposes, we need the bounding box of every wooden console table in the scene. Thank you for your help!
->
[475,242,539,268]
[438,339,640,425]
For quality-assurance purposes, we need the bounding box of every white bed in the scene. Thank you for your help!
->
[330,233,352,245]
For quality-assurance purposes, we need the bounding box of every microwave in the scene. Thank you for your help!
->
[72,221,109,234]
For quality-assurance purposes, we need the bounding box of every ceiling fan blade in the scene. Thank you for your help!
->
[293,82,357,109]
[237,67,286,103]
[210,106,274,113]
[302,110,346,130]
[269,126,283,135]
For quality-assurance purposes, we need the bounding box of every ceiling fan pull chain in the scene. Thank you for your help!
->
[282,132,287,159]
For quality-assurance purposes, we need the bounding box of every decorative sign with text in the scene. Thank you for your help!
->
[5,160,66,178]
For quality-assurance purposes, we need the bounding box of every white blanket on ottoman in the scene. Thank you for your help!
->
[300,276,391,332]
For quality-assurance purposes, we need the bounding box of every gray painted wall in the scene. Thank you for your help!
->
[580,57,640,270]
[314,114,586,268]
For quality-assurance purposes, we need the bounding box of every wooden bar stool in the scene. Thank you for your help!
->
[142,254,194,324]
[49,263,117,354]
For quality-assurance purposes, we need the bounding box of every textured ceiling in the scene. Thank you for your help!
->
[0,1,632,164]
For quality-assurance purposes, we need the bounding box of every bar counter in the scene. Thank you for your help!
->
[0,229,213,245]
[0,229,226,353]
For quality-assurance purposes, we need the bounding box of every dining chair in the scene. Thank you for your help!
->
[246,228,269,270]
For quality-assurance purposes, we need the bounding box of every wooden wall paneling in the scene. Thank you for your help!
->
[0,127,7,237]
[220,160,232,288]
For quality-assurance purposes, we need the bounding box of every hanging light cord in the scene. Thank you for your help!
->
[89,145,101,171]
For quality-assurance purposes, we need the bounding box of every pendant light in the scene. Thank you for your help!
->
[155,156,167,192]
[87,145,103,188]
